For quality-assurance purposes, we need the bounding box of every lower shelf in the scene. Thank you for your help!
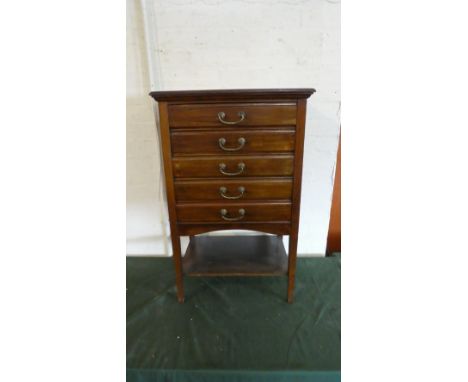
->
[182,235,288,276]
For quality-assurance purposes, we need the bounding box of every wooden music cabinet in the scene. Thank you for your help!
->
[150,88,315,303]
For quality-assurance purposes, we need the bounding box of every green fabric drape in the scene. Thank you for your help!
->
[127,254,341,382]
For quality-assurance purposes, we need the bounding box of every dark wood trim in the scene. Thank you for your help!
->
[150,88,315,102]
[177,222,291,236]
[326,134,341,255]
[287,98,307,303]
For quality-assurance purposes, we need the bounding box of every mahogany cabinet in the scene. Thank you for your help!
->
[150,88,315,303]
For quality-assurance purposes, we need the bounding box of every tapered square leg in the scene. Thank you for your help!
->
[171,235,185,303]
[287,232,298,303]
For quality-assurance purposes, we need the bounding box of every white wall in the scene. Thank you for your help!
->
[127,0,340,256]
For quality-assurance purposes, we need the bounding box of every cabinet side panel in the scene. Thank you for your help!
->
[291,99,307,228]
[157,102,179,236]
[158,101,185,301]
[287,98,307,302]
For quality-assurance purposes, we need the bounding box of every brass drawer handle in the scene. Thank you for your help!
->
[219,162,245,176]
[219,186,245,200]
[220,208,245,221]
[218,111,246,125]
[218,137,246,151]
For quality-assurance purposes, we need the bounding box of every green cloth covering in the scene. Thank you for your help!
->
[127,254,341,382]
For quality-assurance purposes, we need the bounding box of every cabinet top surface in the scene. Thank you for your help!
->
[149,88,316,102]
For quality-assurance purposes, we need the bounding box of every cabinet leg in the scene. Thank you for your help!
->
[287,231,298,303]
[171,235,185,303]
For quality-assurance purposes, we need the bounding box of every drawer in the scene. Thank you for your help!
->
[168,103,297,128]
[174,178,293,201]
[171,129,295,155]
[172,155,294,178]
[176,201,292,223]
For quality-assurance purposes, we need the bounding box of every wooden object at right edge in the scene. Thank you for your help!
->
[326,133,341,254]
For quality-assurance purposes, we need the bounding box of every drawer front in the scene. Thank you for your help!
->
[176,202,292,223]
[168,103,297,127]
[174,178,293,201]
[172,155,294,178]
[171,129,295,155]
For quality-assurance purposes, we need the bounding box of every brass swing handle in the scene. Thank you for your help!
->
[219,162,245,176]
[220,208,245,221]
[218,111,246,125]
[218,137,246,151]
[219,186,245,200]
